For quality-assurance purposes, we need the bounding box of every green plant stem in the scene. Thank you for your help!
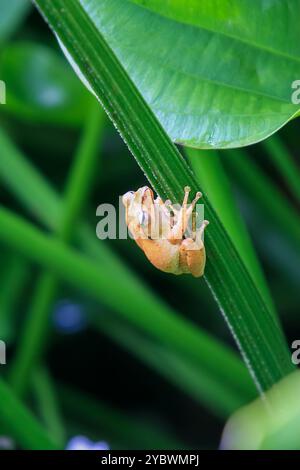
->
[9,101,104,396]
[262,135,300,204]
[0,128,255,416]
[0,378,58,449]
[33,0,293,393]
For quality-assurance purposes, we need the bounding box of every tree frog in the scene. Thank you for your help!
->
[122,186,209,277]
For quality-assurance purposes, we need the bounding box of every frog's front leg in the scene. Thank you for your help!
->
[169,186,202,242]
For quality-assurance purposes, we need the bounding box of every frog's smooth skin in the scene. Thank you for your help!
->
[122,186,209,277]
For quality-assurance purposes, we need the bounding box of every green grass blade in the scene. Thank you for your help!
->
[0,253,28,343]
[186,148,276,317]
[262,135,300,204]
[58,101,104,240]
[9,102,104,396]
[9,272,57,395]
[0,378,58,449]
[31,367,66,447]
[33,0,293,392]
[224,148,300,250]
[0,127,60,229]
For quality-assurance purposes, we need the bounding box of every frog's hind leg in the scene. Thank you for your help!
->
[179,238,206,278]
[137,238,181,275]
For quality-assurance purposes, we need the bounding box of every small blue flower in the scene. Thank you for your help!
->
[66,435,109,451]
[53,300,87,334]
[0,436,15,450]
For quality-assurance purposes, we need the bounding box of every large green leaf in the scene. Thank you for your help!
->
[74,0,300,148]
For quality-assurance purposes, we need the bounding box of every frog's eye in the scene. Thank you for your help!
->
[139,211,149,227]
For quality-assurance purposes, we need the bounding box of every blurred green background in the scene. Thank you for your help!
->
[0,0,300,450]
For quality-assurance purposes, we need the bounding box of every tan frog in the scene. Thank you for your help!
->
[122,186,208,277]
